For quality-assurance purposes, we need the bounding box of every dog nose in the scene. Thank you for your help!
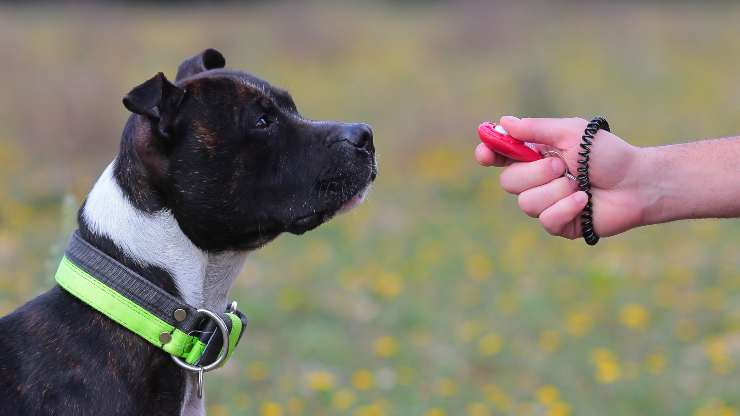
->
[342,123,374,150]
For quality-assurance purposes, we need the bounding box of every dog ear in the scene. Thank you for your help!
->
[176,48,226,82]
[123,72,185,140]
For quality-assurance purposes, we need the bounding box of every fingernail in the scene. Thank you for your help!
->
[501,115,521,123]
[550,158,564,174]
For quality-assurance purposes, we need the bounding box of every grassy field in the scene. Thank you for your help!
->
[1,2,740,415]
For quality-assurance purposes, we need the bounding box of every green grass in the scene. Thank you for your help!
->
[1,2,740,415]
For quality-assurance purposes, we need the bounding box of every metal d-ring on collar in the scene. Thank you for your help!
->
[172,308,232,398]
[56,232,249,400]
[541,149,576,181]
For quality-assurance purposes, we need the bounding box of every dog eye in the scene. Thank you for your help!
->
[255,115,273,129]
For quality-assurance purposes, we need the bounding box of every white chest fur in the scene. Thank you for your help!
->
[82,162,248,415]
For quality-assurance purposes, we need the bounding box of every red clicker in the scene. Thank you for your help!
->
[478,122,542,162]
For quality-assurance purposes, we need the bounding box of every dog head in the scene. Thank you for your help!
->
[120,49,376,251]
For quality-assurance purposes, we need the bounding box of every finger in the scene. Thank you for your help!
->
[475,143,511,167]
[539,191,588,237]
[499,157,566,194]
[500,116,586,147]
[517,177,579,218]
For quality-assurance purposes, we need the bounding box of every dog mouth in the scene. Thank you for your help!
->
[287,168,376,235]
[287,211,335,234]
[337,183,372,214]
[286,185,372,235]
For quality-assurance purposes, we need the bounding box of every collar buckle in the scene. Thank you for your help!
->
[171,308,232,399]
[171,308,231,372]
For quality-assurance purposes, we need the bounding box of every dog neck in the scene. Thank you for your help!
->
[81,161,248,312]
[80,161,248,415]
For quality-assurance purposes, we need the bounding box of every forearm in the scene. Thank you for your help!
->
[638,136,740,225]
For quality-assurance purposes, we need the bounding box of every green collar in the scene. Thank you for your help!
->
[55,231,248,397]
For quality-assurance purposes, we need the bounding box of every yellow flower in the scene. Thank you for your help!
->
[261,402,283,416]
[694,399,738,416]
[597,362,621,383]
[208,405,229,416]
[646,351,666,375]
[305,371,335,391]
[548,401,571,416]
[704,339,735,374]
[465,254,493,281]
[373,336,399,358]
[619,304,649,330]
[591,348,615,362]
[333,389,356,411]
[718,406,736,416]
[536,385,560,405]
[705,339,728,360]
[373,272,403,298]
[433,378,457,397]
[590,348,621,383]
[457,320,480,343]
[424,408,447,416]
[719,406,736,416]
[247,361,269,381]
[566,311,593,337]
[538,330,561,353]
[478,333,503,356]
[352,369,375,390]
[482,384,511,410]
[353,402,386,416]
[467,402,490,416]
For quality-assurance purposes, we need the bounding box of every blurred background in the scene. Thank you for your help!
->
[1,1,740,415]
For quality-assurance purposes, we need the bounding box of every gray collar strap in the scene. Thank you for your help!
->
[58,231,248,396]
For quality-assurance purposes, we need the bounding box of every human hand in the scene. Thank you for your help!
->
[475,116,647,240]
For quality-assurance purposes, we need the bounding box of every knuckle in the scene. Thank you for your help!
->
[536,158,556,179]
[499,171,518,194]
[571,117,587,125]
[519,118,535,132]
[517,193,539,218]
[566,117,588,133]
[539,214,560,236]
[553,177,572,193]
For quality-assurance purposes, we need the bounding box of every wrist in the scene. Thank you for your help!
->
[633,147,661,227]
[634,145,681,226]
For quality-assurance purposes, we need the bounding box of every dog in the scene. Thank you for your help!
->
[0,48,376,415]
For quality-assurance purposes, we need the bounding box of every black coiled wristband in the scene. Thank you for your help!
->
[577,117,610,246]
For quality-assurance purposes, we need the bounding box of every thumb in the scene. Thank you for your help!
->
[500,116,581,147]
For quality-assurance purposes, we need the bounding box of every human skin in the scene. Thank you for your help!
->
[475,116,740,240]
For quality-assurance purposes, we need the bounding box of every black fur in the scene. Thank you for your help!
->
[0,221,185,415]
[0,49,376,414]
